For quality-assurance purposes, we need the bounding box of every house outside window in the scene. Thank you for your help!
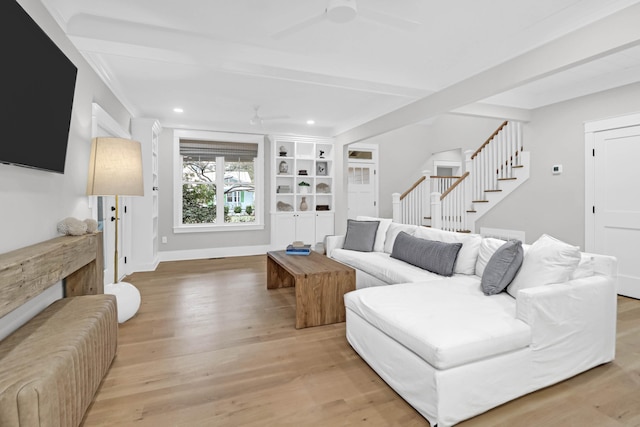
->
[174,130,264,233]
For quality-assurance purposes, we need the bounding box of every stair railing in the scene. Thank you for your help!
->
[432,172,469,232]
[431,176,460,194]
[469,121,523,203]
[392,174,429,226]
[393,121,523,231]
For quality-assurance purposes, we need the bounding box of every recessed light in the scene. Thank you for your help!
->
[173,107,184,113]
[306,119,315,125]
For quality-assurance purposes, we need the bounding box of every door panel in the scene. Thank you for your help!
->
[347,165,376,219]
[295,213,315,245]
[100,195,127,284]
[594,126,640,298]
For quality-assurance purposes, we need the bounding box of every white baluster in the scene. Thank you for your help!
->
[492,136,497,189]
[500,129,506,179]
[392,193,401,223]
[431,192,442,229]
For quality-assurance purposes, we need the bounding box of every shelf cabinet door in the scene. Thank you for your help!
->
[272,212,319,248]
[295,213,316,245]
[273,214,297,249]
[315,212,334,246]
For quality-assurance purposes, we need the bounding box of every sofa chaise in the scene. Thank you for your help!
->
[325,218,617,426]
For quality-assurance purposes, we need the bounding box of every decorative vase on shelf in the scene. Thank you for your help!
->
[300,197,308,211]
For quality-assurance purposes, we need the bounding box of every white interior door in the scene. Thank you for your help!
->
[347,164,377,219]
[100,196,128,284]
[593,125,640,298]
[92,104,132,285]
[347,144,378,219]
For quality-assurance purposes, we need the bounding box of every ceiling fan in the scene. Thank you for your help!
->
[273,0,420,39]
[249,106,289,126]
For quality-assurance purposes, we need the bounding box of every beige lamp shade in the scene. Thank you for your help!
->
[87,137,144,196]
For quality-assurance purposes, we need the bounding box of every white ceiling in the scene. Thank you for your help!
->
[40,0,640,138]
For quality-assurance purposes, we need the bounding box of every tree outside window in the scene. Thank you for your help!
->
[182,159,216,224]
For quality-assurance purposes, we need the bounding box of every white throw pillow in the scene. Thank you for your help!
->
[357,216,392,252]
[413,227,482,275]
[383,223,418,254]
[571,253,596,279]
[506,234,581,297]
[475,237,508,277]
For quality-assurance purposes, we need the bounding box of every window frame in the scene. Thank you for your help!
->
[173,130,264,233]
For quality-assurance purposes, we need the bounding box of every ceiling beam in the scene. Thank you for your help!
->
[451,103,532,122]
[67,13,432,99]
[336,1,640,145]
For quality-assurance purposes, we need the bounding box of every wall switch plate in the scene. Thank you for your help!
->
[552,164,563,175]
[161,236,167,244]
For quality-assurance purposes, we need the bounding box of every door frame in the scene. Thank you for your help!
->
[433,160,462,177]
[347,143,379,218]
[91,103,134,283]
[584,112,640,251]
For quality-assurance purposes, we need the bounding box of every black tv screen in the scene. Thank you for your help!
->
[1,1,78,174]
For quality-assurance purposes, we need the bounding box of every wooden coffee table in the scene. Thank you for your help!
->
[267,250,356,329]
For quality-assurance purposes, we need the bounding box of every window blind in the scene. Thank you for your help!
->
[180,139,258,162]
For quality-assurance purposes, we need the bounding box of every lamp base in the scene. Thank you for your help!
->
[104,281,141,323]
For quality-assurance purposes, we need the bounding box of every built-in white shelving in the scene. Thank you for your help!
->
[270,135,335,249]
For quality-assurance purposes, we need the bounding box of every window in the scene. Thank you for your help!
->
[174,130,264,232]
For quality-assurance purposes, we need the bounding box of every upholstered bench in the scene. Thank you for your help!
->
[0,294,117,427]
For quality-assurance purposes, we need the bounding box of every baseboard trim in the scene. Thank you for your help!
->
[129,258,160,273]
[159,245,272,262]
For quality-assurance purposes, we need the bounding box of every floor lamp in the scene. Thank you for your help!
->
[87,137,144,323]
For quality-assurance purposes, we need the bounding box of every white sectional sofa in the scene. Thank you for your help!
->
[325,219,617,427]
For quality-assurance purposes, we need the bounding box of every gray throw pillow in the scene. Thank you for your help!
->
[481,240,524,295]
[343,219,379,252]
[391,231,462,277]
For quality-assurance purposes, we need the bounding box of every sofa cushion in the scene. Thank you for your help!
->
[481,240,524,295]
[344,278,531,370]
[332,248,446,285]
[475,237,507,277]
[383,223,419,254]
[571,253,595,279]
[507,234,581,297]
[413,227,482,275]
[357,216,392,252]
[391,232,462,277]
[343,219,379,252]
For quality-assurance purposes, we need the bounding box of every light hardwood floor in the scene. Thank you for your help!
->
[82,256,640,426]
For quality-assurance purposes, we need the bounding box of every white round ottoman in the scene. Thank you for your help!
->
[104,281,141,323]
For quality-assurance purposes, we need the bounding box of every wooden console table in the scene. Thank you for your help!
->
[267,250,355,329]
[0,232,104,318]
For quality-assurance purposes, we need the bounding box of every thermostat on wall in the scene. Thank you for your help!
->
[552,164,563,175]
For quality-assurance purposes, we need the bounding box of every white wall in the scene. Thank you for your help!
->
[0,0,131,339]
[476,82,640,247]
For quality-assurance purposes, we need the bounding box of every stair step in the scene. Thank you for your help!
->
[467,210,477,213]
[472,200,489,203]
[513,165,524,169]
[424,216,431,220]
[457,230,472,233]
[485,189,502,193]
[498,177,517,181]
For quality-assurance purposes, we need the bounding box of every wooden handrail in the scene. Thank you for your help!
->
[470,121,508,160]
[400,175,426,200]
[440,172,469,200]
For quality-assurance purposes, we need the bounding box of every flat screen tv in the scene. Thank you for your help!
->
[1,1,78,174]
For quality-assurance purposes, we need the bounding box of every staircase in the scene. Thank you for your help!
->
[392,121,528,233]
